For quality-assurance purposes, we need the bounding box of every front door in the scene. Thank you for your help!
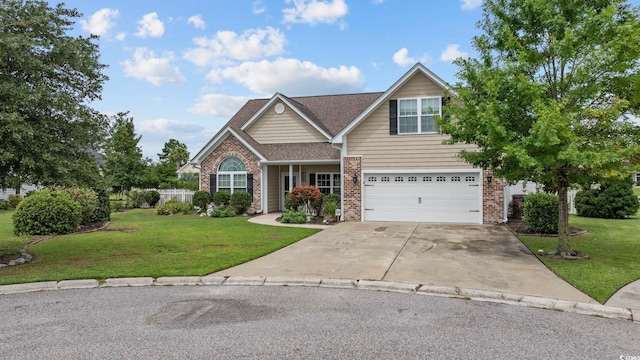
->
[282,173,299,210]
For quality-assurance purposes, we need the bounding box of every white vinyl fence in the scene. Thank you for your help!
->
[146,189,195,206]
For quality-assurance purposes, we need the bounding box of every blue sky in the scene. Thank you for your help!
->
[49,0,639,161]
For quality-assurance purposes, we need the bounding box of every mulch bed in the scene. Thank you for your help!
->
[505,218,587,237]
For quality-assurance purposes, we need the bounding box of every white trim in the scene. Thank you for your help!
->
[262,164,268,214]
[259,159,339,165]
[332,63,456,144]
[362,169,479,174]
[191,127,266,164]
[240,93,332,140]
[397,96,442,135]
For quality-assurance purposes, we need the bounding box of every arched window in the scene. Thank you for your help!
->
[218,157,247,194]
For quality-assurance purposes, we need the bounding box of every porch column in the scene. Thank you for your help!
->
[262,164,268,214]
[289,164,293,192]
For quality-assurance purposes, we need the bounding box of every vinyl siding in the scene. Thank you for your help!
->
[246,103,327,144]
[267,166,280,212]
[346,72,477,171]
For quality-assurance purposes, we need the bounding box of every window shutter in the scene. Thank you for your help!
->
[389,100,398,135]
[309,173,316,186]
[247,174,253,200]
[442,97,450,121]
[209,174,216,199]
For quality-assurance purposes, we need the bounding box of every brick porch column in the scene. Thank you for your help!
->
[482,169,504,224]
[343,156,362,222]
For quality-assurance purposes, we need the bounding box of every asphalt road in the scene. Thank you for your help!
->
[0,286,638,359]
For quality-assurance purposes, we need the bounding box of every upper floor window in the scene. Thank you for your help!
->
[398,97,441,134]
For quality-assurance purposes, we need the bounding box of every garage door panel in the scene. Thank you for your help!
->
[363,172,481,224]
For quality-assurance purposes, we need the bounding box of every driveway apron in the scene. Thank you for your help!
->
[214,222,596,304]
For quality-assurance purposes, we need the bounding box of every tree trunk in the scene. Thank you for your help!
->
[556,171,571,252]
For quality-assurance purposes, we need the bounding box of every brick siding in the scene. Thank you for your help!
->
[342,156,362,222]
[200,135,262,213]
[482,169,504,224]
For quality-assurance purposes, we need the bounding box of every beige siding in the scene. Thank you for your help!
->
[347,73,477,171]
[267,166,279,212]
[246,103,327,144]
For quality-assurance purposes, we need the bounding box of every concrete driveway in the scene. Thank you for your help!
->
[214,222,596,303]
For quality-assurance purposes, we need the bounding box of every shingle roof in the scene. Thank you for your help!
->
[216,92,383,161]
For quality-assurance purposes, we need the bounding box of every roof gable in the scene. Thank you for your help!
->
[332,63,454,143]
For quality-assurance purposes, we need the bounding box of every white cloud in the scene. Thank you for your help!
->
[136,118,216,160]
[214,58,364,96]
[372,0,385,3]
[135,12,165,38]
[392,48,430,67]
[138,118,205,135]
[440,44,469,62]
[189,94,250,117]
[461,0,482,10]
[392,48,415,67]
[115,32,126,41]
[282,0,348,25]
[253,0,266,14]
[188,15,205,29]
[184,27,286,66]
[122,48,186,86]
[80,8,119,36]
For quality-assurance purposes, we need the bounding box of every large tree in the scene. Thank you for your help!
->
[0,0,108,190]
[441,0,640,257]
[102,112,144,200]
[158,139,190,171]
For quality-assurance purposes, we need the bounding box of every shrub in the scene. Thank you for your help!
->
[192,190,210,211]
[127,190,147,208]
[0,199,8,210]
[209,204,235,218]
[110,200,125,212]
[575,178,639,219]
[322,200,340,221]
[89,188,111,223]
[280,207,307,224]
[523,193,559,234]
[12,190,82,235]
[155,200,189,215]
[323,193,341,205]
[145,190,161,207]
[59,187,98,225]
[213,190,230,206]
[230,191,252,214]
[287,186,322,215]
[7,194,22,208]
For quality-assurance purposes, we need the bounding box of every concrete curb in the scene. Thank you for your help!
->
[0,276,636,322]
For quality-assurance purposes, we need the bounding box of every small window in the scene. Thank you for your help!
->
[465,176,476,182]
[395,176,404,182]
[397,97,441,134]
[316,173,340,194]
[423,176,432,182]
[368,176,377,182]
[451,176,461,182]
[381,176,390,182]
[436,176,446,182]
[408,176,417,182]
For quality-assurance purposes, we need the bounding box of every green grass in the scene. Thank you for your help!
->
[519,213,640,303]
[0,210,30,261]
[0,209,319,285]
[633,188,640,196]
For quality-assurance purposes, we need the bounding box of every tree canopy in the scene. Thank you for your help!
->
[158,139,190,171]
[440,0,640,255]
[101,112,144,194]
[0,0,108,190]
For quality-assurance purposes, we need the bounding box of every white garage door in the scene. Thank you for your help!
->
[363,172,481,223]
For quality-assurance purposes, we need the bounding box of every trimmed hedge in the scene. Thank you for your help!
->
[145,190,161,207]
[89,188,111,223]
[12,190,82,235]
[523,192,558,234]
[60,187,98,225]
[230,191,252,214]
[213,190,230,206]
[193,190,210,210]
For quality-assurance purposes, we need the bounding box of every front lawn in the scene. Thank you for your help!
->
[519,213,640,303]
[0,209,319,285]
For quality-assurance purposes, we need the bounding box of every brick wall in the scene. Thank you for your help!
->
[200,135,262,213]
[342,156,362,222]
[482,169,504,224]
